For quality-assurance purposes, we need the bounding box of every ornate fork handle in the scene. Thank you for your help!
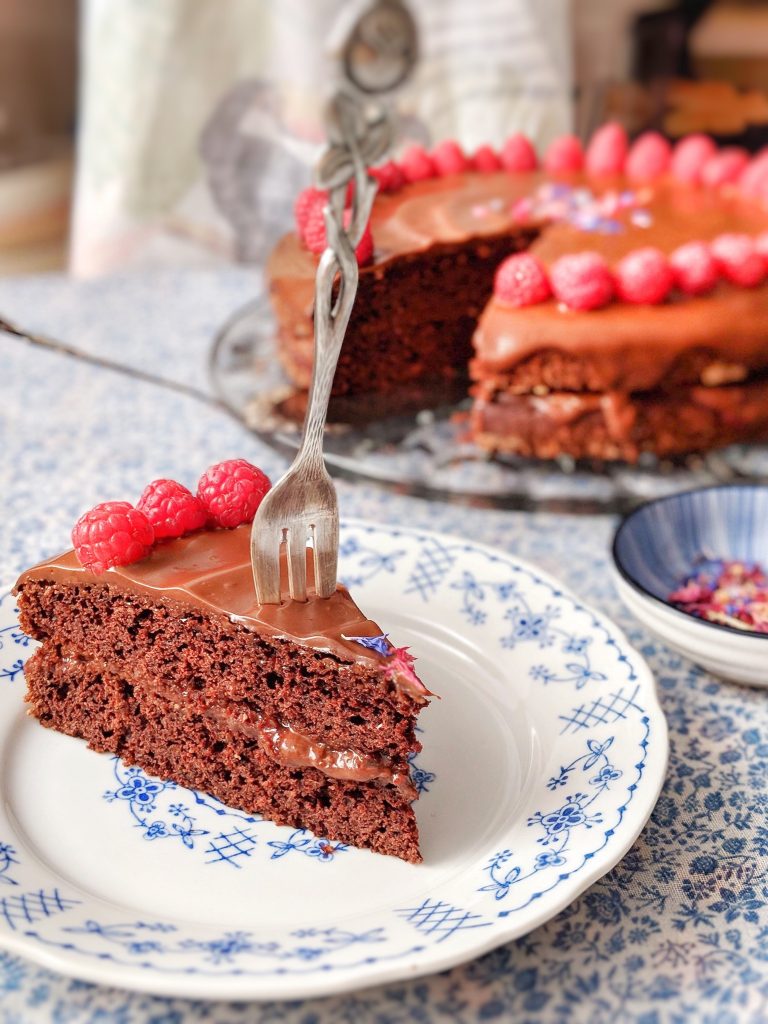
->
[293,96,378,478]
[250,0,417,605]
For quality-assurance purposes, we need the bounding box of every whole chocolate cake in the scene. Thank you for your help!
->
[14,465,431,863]
[269,126,768,461]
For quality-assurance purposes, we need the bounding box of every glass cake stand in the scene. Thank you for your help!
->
[210,295,768,514]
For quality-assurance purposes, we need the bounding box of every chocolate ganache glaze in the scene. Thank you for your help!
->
[209,706,416,798]
[474,181,768,393]
[16,525,430,703]
[269,169,768,397]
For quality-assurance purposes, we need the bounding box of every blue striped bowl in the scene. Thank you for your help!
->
[612,485,768,686]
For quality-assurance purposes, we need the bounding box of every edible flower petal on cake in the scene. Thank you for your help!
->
[342,633,393,656]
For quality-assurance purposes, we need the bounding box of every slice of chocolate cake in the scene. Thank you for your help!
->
[14,525,431,862]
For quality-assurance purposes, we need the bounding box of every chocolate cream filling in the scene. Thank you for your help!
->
[53,645,416,798]
[212,706,416,798]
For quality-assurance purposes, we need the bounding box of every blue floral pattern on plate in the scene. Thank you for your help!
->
[480,736,625,902]
[0,607,28,685]
[451,570,609,688]
[0,844,18,888]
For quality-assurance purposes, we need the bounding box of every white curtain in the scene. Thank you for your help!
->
[70,0,572,276]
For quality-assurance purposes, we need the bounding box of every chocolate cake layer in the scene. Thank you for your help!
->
[23,645,419,860]
[270,229,536,410]
[473,283,768,395]
[470,377,768,462]
[15,527,430,862]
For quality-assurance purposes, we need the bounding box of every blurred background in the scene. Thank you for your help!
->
[1,0,766,278]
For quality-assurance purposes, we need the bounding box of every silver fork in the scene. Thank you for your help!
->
[250,109,374,604]
[251,1,417,605]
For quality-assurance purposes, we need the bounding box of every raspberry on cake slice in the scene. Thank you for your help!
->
[15,461,432,863]
[137,479,208,538]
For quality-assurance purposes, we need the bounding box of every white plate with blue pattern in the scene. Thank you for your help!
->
[0,521,667,1001]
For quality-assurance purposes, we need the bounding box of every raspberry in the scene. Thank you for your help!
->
[368,160,404,193]
[755,178,768,207]
[294,187,326,240]
[615,247,674,304]
[302,202,328,254]
[739,151,768,197]
[400,144,436,183]
[136,479,208,539]
[669,241,719,295]
[700,147,749,188]
[625,132,671,182]
[755,231,768,268]
[550,251,614,310]
[354,221,374,265]
[299,188,363,254]
[303,205,374,265]
[431,139,471,176]
[500,134,537,172]
[472,144,502,172]
[197,459,271,530]
[543,135,584,175]
[670,134,717,184]
[493,253,551,307]
[72,501,155,575]
[585,122,628,177]
[710,233,765,287]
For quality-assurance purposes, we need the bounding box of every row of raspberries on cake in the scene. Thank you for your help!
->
[294,126,768,265]
[391,128,768,189]
[494,233,768,311]
[72,459,271,574]
[398,126,768,192]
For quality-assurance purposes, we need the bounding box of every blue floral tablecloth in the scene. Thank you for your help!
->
[1,270,767,1024]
